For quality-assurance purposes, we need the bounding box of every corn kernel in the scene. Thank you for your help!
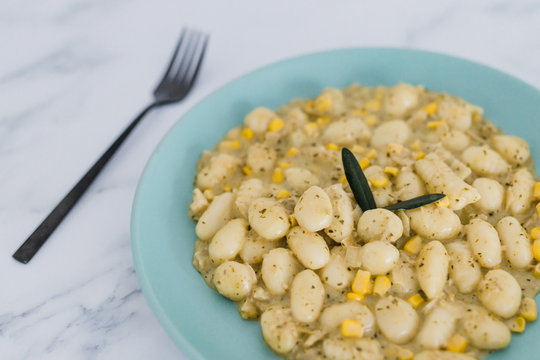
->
[203,189,214,201]
[303,122,319,136]
[223,185,232,192]
[446,334,467,353]
[242,166,252,177]
[241,128,254,140]
[303,101,314,112]
[285,147,300,157]
[276,189,290,199]
[326,143,339,151]
[532,227,540,240]
[422,102,438,115]
[535,263,540,278]
[533,239,540,262]
[521,298,537,322]
[427,120,446,129]
[472,113,480,122]
[346,292,365,301]
[366,149,377,159]
[359,157,370,170]
[271,168,283,184]
[368,175,388,188]
[351,144,366,154]
[397,348,414,360]
[219,140,241,150]
[351,108,368,116]
[315,94,332,112]
[341,319,364,338]
[364,115,378,126]
[436,196,450,208]
[373,275,391,296]
[316,116,330,125]
[278,162,293,169]
[387,143,404,155]
[339,175,347,184]
[533,183,540,200]
[409,139,422,151]
[416,151,426,160]
[364,99,381,112]
[509,316,526,333]
[537,202,540,217]
[352,270,371,295]
[404,236,422,255]
[289,215,297,226]
[268,118,284,132]
[384,166,400,177]
[407,293,425,309]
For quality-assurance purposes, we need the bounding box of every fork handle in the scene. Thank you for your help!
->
[13,102,157,264]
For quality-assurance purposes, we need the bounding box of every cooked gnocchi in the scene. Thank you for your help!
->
[190,84,540,359]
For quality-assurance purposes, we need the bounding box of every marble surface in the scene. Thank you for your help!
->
[1,0,540,359]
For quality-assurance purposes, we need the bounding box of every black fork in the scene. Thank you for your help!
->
[13,28,209,264]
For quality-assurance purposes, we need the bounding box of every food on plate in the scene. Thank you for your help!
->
[190,83,540,359]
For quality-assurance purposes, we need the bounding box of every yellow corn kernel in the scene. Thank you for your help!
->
[521,298,537,322]
[285,147,300,157]
[289,215,297,226]
[373,275,391,296]
[472,112,480,122]
[533,182,540,200]
[241,128,254,140]
[242,166,252,177]
[404,236,422,255]
[416,151,426,160]
[303,122,319,136]
[346,292,365,301]
[351,108,368,116]
[509,316,526,333]
[537,202,540,217]
[427,120,446,129]
[422,102,438,115]
[407,293,425,309]
[364,99,381,112]
[326,143,339,151]
[364,115,378,126]
[397,348,414,360]
[531,227,540,241]
[446,334,467,353]
[384,166,399,177]
[315,94,332,112]
[436,196,450,208]
[351,144,366,154]
[219,140,241,150]
[276,189,290,199]
[359,157,370,170]
[341,319,364,338]
[271,168,283,184]
[387,143,404,155]
[203,189,214,201]
[268,118,284,132]
[339,175,347,184]
[368,175,388,188]
[278,162,293,169]
[533,239,540,262]
[303,101,314,112]
[316,116,330,125]
[535,263,540,278]
[223,185,232,192]
[352,270,371,295]
[409,139,422,151]
[366,149,377,159]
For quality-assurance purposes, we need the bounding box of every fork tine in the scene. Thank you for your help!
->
[183,34,209,93]
[172,30,202,86]
[153,28,188,95]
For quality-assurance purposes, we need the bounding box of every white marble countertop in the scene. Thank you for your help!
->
[1,0,540,359]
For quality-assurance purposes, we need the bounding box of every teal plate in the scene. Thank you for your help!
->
[131,48,540,360]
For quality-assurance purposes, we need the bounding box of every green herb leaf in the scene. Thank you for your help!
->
[384,193,446,211]
[341,148,376,211]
